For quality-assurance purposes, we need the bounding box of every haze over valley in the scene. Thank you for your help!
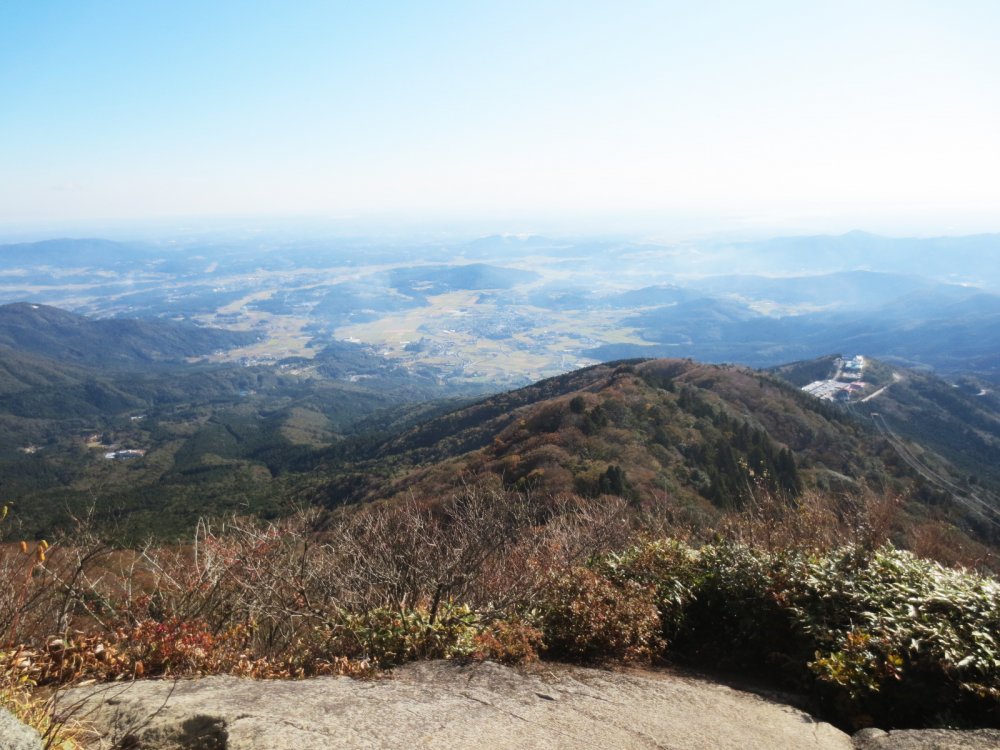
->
[2,231,998,389]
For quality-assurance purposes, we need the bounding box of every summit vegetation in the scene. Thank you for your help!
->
[1,481,999,745]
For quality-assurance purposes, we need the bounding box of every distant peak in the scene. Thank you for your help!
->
[0,301,72,315]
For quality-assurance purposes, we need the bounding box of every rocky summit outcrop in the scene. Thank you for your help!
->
[61,661,847,749]
[59,662,999,750]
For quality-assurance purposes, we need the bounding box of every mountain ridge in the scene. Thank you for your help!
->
[314,357,1000,560]
[0,302,260,367]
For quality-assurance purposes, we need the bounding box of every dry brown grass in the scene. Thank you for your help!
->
[717,482,905,553]
[1,481,636,683]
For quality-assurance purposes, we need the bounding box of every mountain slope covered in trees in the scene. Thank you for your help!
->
[313,359,1000,558]
[0,302,261,367]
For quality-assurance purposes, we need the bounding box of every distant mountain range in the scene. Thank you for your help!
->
[716,231,1000,288]
[584,271,1000,381]
[0,302,260,367]
[1,232,998,383]
[0,238,156,268]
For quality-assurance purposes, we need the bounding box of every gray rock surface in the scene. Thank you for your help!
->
[58,662,1000,750]
[61,661,851,749]
[0,707,43,750]
[853,727,1000,749]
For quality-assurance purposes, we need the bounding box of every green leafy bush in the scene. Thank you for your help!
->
[334,603,480,667]
[595,539,698,643]
[666,542,1000,729]
[785,545,1000,727]
[669,542,801,674]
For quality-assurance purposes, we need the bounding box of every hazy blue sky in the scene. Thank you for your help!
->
[2,1,998,236]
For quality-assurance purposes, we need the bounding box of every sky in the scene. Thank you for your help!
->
[2,1,999,238]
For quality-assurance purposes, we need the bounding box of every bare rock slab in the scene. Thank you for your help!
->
[61,660,855,749]
[0,708,43,750]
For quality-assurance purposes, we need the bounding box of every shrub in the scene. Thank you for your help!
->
[538,566,662,662]
[670,542,801,674]
[786,545,1000,728]
[332,603,481,667]
[595,539,698,643]
[471,615,544,664]
[4,496,999,732]
[667,541,1000,729]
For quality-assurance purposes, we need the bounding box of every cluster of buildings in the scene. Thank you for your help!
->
[103,448,146,461]
[802,355,869,402]
[802,379,867,402]
[839,355,865,379]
